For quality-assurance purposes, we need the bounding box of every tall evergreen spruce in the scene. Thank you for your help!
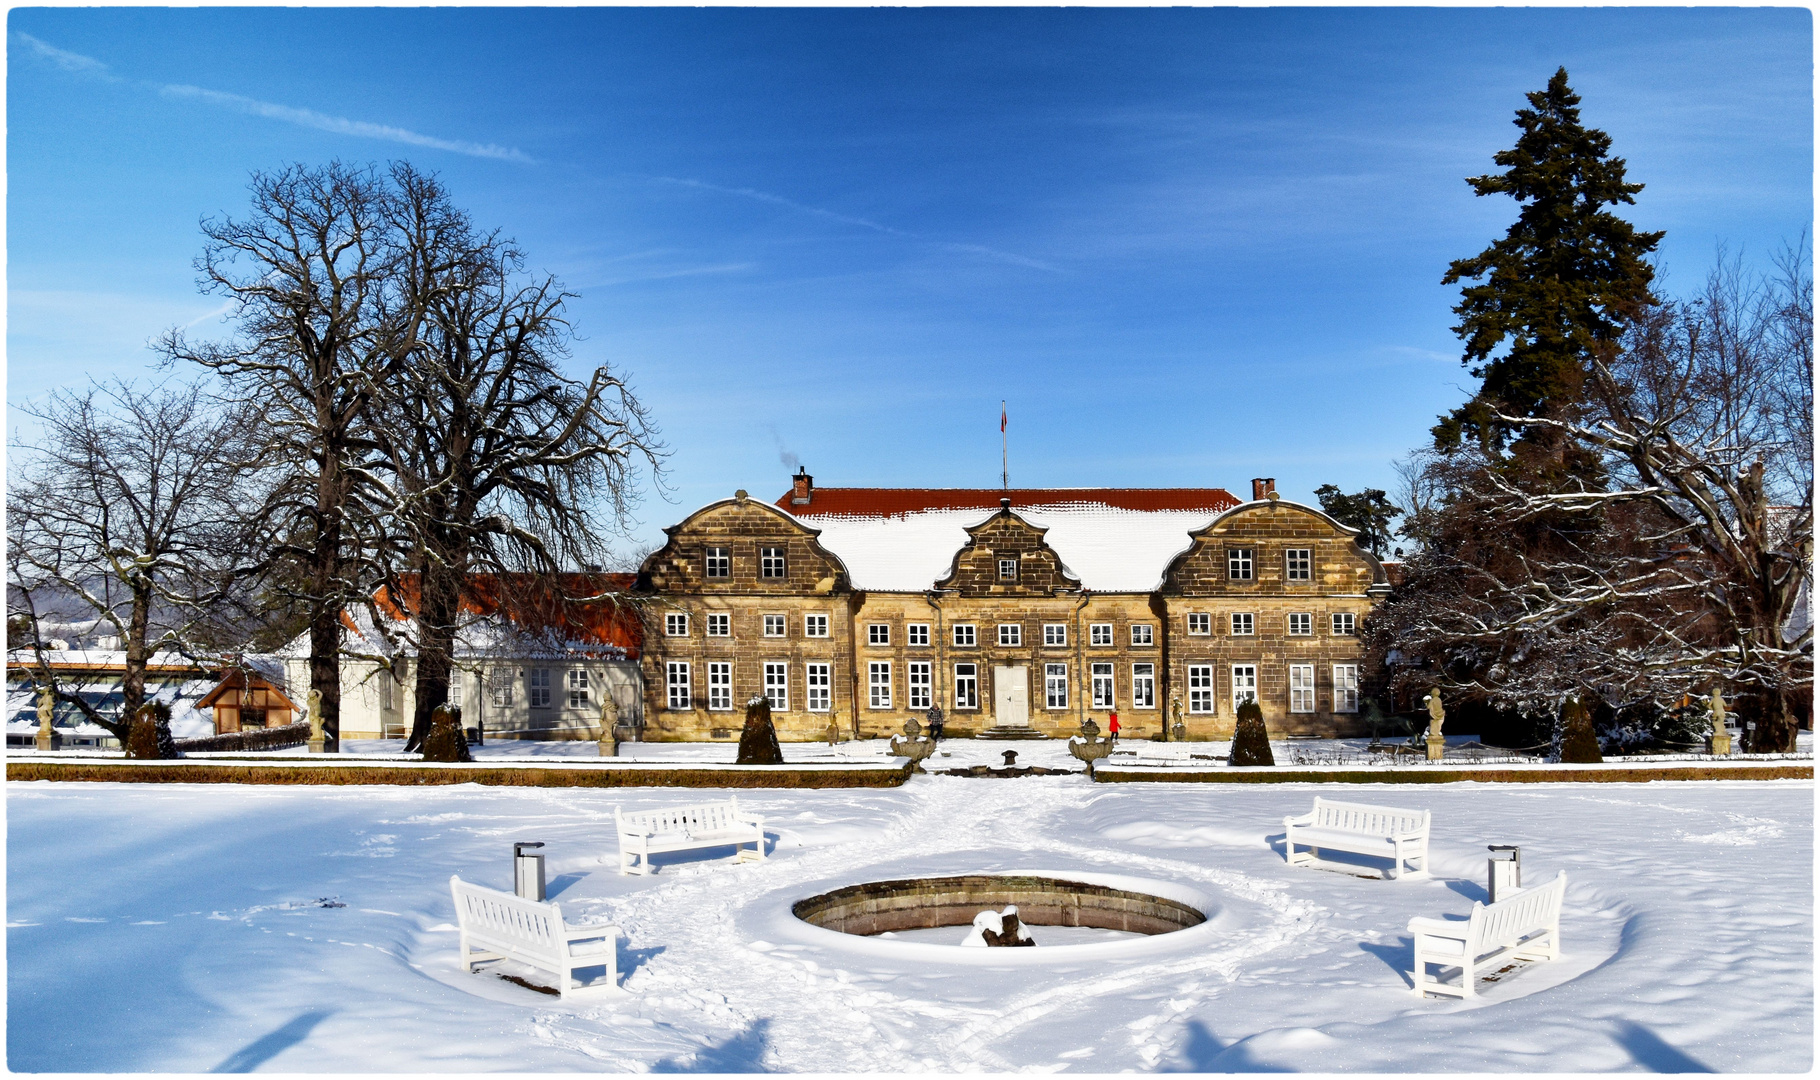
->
[1436,68,1664,456]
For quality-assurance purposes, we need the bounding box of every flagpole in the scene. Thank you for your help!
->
[1000,400,1008,491]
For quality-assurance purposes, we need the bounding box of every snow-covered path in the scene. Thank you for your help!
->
[7,776,1811,1072]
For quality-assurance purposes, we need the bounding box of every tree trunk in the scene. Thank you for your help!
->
[122,582,152,717]
[1740,689,1799,754]
[405,556,460,753]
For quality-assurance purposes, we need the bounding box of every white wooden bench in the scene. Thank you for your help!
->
[1408,870,1566,998]
[1283,796,1430,879]
[449,875,619,998]
[615,797,765,875]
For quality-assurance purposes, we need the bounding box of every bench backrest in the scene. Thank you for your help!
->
[1470,870,1566,946]
[618,796,742,835]
[450,875,564,950]
[1310,796,1429,837]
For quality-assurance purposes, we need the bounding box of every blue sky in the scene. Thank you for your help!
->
[7,7,1812,557]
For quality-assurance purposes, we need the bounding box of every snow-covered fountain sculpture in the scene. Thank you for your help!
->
[889,717,937,772]
[1068,718,1115,777]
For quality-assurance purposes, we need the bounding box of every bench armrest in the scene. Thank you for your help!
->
[565,922,618,942]
[1407,915,1467,938]
[1283,811,1316,828]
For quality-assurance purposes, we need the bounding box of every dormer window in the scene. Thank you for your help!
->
[998,557,1018,582]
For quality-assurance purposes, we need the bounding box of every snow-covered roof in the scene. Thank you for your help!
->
[798,502,1237,593]
[4,649,214,673]
[274,604,634,664]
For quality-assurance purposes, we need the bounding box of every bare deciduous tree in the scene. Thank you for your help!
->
[366,168,664,751]
[7,379,254,745]
[161,162,444,751]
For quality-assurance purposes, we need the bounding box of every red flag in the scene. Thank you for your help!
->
[1000,404,1007,432]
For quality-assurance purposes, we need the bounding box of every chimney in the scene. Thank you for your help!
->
[1250,477,1277,501]
[791,466,814,505]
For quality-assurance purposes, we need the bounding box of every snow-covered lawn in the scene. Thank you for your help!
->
[7,773,1811,1072]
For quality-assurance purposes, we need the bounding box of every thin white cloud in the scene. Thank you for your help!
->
[15,32,531,163]
[657,176,1061,273]
[16,32,119,81]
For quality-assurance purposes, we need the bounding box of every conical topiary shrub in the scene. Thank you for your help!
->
[421,703,472,763]
[1556,695,1603,763]
[126,700,175,759]
[737,695,784,765]
[1228,700,1275,767]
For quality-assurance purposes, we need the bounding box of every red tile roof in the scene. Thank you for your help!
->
[777,487,1241,518]
[372,573,644,658]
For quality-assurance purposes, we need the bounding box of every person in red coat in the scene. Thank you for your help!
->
[1108,712,1120,743]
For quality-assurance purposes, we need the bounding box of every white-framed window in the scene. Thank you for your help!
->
[954,663,979,709]
[528,668,551,709]
[1186,613,1211,636]
[665,662,691,710]
[908,661,932,710]
[868,623,890,646]
[998,623,1022,647]
[804,613,829,638]
[1228,548,1254,581]
[1332,612,1357,636]
[665,612,689,637]
[707,612,731,637]
[1131,663,1156,709]
[1130,624,1155,647]
[907,623,930,646]
[1287,612,1312,636]
[708,662,732,711]
[705,546,730,578]
[760,546,786,579]
[1042,623,1067,647]
[806,663,831,712]
[1090,623,1114,647]
[1230,665,1258,708]
[953,624,977,647]
[1044,663,1068,709]
[379,672,395,712]
[448,673,464,708]
[1188,664,1215,714]
[868,662,892,709]
[763,614,786,637]
[998,557,1018,581]
[1286,548,1312,581]
[1231,613,1255,636]
[567,668,591,708]
[489,670,514,708]
[1289,664,1315,713]
[1091,662,1115,708]
[1333,665,1360,713]
[763,662,789,711]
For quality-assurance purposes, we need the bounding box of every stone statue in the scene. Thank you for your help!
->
[598,694,621,757]
[34,686,58,752]
[1707,688,1733,756]
[307,689,326,755]
[1423,689,1446,761]
[1170,696,1187,742]
[889,717,936,772]
[1068,717,1115,778]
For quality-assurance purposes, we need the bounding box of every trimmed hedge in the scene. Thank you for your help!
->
[174,722,311,754]
[6,760,913,789]
[1095,764,1811,784]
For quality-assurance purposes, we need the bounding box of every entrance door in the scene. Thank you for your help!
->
[992,666,1030,727]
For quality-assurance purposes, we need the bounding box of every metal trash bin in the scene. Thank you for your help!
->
[1487,845,1521,903]
[514,841,546,902]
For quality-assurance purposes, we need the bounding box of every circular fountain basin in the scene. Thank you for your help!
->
[793,874,1206,938]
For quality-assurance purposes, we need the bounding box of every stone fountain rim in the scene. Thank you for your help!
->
[752,867,1232,964]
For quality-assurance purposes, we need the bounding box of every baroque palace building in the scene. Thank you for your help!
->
[633,470,1390,742]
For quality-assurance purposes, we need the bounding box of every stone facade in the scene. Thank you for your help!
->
[636,494,858,741]
[635,483,1388,741]
[1160,497,1387,736]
